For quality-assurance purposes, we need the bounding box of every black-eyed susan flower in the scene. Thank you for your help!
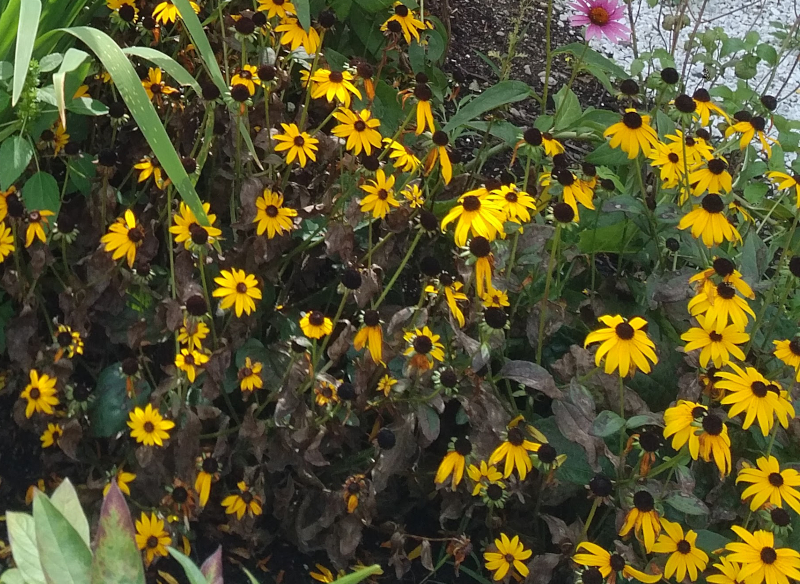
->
[343,475,366,513]
[310,69,361,106]
[403,325,445,371]
[424,130,453,184]
[275,16,320,53]
[101,209,145,268]
[491,184,536,224]
[40,422,63,448]
[332,108,382,156]
[300,310,332,339]
[619,489,661,552]
[725,526,800,584]
[107,0,138,21]
[665,130,713,166]
[274,123,319,167]
[127,403,175,446]
[40,122,69,156]
[718,364,795,436]
[689,281,755,332]
[360,169,400,218]
[314,379,339,406]
[467,461,504,496]
[194,453,219,507]
[630,429,662,477]
[134,157,169,189]
[353,310,383,364]
[54,324,84,361]
[231,64,260,96]
[488,416,545,480]
[104,468,136,496]
[411,83,435,134]
[377,374,397,396]
[213,268,262,317]
[254,188,297,238]
[25,209,54,247]
[697,411,732,477]
[603,109,659,158]
[483,533,531,581]
[555,169,596,220]
[177,317,209,351]
[381,2,426,43]
[692,88,729,126]
[21,370,59,418]
[238,357,263,392]
[774,338,800,379]
[441,188,506,246]
[690,257,755,299]
[651,519,708,582]
[170,202,222,250]
[663,400,705,458]
[175,348,209,383]
[767,171,800,206]
[533,442,567,474]
[584,315,657,377]
[402,183,425,208]
[482,286,509,308]
[425,273,469,327]
[141,67,179,104]
[222,481,262,519]
[0,187,15,221]
[257,0,295,18]
[688,158,733,196]
[135,512,171,565]
[162,479,198,518]
[384,138,421,172]
[678,194,742,249]
[681,315,749,368]
[468,237,493,298]
[649,142,685,188]
[708,558,746,584]
[726,115,777,156]
[573,542,660,584]
[435,437,472,488]
[737,455,800,514]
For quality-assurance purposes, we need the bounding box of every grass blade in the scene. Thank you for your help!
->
[61,26,209,225]
[122,47,201,95]
[54,48,89,128]
[0,0,21,63]
[12,0,42,106]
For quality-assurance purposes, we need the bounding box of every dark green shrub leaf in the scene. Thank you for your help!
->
[0,135,34,189]
[22,171,60,215]
[444,81,530,132]
[591,410,625,438]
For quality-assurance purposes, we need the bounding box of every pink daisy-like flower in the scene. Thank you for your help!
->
[569,0,630,42]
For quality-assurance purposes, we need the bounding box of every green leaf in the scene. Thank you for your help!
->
[88,364,150,437]
[54,48,89,128]
[553,43,628,79]
[756,43,778,66]
[0,134,33,189]
[241,568,260,584]
[352,0,393,11]
[665,492,709,515]
[167,548,208,584]
[295,0,311,30]
[33,491,92,584]
[62,26,210,225]
[591,410,625,438]
[585,142,631,166]
[22,171,60,215]
[694,529,731,554]
[50,479,90,548]
[416,404,440,442]
[200,547,223,584]
[67,154,97,196]
[90,482,145,584]
[0,569,27,584]
[12,0,41,106]
[332,565,384,584]
[443,80,530,132]
[743,182,768,203]
[6,512,46,584]
[0,0,22,63]
[121,47,201,95]
[734,55,759,80]
[553,86,581,131]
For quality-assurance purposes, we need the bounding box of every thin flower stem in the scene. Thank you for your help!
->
[617,374,626,478]
[197,254,219,348]
[318,290,349,364]
[366,220,374,267]
[378,107,416,162]
[580,497,600,541]
[166,186,176,299]
[375,229,423,307]
[298,29,326,131]
[536,223,561,365]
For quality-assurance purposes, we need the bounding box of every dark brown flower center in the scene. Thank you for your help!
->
[583,568,604,584]
[239,367,253,379]
[240,491,253,504]
[769,472,784,487]
[538,443,557,463]
[609,554,626,572]
[265,204,279,217]
[638,430,662,452]
[293,135,305,146]
[692,406,707,419]
[394,4,409,16]
[702,414,723,436]
[58,331,73,346]
[615,322,635,340]
[751,381,768,398]
[761,547,777,564]
[329,71,343,83]
[347,481,361,494]
[789,338,800,356]
[363,310,380,327]
[29,388,41,400]
[693,88,711,102]
[708,159,727,175]
[377,189,389,200]
[413,335,433,354]
[716,282,735,299]
[588,6,609,25]
[507,427,525,446]
[633,490,654,512]
[202,457,218,473]
[172,486,188,503]
[127,226,145,243]
[667,152,679,163]
[713,257,735,276]
[622,112,643,129]
[144,421,155,433]
[461,195,481,212]
[751,116,766,132]
[676,540,692,554]
[147,535,159,548]
[236,282,248,294]
[353,120,367,131]
[469,236,491,257]
[432,130,449,146]
[455,437,472,456]
[709,331,723,342]
[701,194,724,214]
[309,311,325,326]
[504,553,516,564]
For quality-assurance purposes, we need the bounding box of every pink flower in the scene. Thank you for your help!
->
[569,0,630,43]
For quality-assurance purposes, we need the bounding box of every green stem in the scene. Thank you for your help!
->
[198,254,218,348]
[536,223,560,364]
[617,374,626,478]
[377,107,415,162]
[166,187,176,299]
[317,290,349,366]
[580,497,600,541]
[375,230,423,307]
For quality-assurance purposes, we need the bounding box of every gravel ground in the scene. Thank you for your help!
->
[564,0,800,117]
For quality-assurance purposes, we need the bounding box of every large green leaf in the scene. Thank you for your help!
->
[0,0,21,63]
[0,134,33,189]
[443,81,531,132]
[33,492,92,584]
[0,569,27,584]
[88,364,150,438]
[90,482,145,584]
[332,565,384,584]
[121,47,201,95]
[50,479,91,548]
[6,512,45,584]
[54,48,89,128]
[167,548,208,584]
[22,171,60,215]
[61,26,209,225]
[295,0,311,30]
[11,0,41,106]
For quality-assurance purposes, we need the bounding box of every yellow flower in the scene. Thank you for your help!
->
[707,558,744,584]
[717,364,795,436]
[384,138,421,172]
[0,186,16,222]
[402,184,425,208]
[310,69,361,106]
[603,109,659,159]
[663,400,705,459]
[490,184,536,224]
[127,403,175,446]
[104,469,136,496]
[310,565,344,583]
[381,2,426,44]
[483,533,531,581]
[666,130,714,165]
[619,489,661,552]
[170,202,222,250]
[40,423,62,448]
[134,157,169,189]
[54,324,84,361]
[174,348,209,382]
[481,287,509,308]
[573,542,661,584]
[315,379,339,406]
[726,116,777,156]
[177,318,209,350]
[440,187,506,247]
[194,454,219,507]
[377,374,397,396]
[774,338,800,379]
[222,481,262,519]
[257,0,296,19]
[101,209,145,268]
[275,16,320,53]
[650,519,708,582]
[213,268,262,317]
[767,170,800,207]
[424,131,453,184]
[689,281,755,332]
[254,188,297,238]
[135,512,171,565]
[542,170,595,220]
[692,88,730,126]
[403,325,445,371]
[107,0,138,20]
[239,357,263,392]
[231,64,260,96]
[299,310,333,339]
[343,475,366,513]
[21,369,59,418]
[435,438,472,488]
[678,194,741,248]
[688,158,733,196]
[332,108,382,156]
[360,169,400,218]
[680,314,749,368]
[353,310,383,364]
[584,314,658,377]
[273,123,319,167]
[737,455,800,514]
[41,122,69,156]
[466,461,504,496]
[141,68,179,103]
[697,412,732,477]
[488,416,545,480]
[541,132,565,157]
[152,0,200,25]
[25,209,54,247]
[425,274,469,327]
[649,141,685,188]
[468,236,493,298]
[724,526,800,584]
[412,83,435,134]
